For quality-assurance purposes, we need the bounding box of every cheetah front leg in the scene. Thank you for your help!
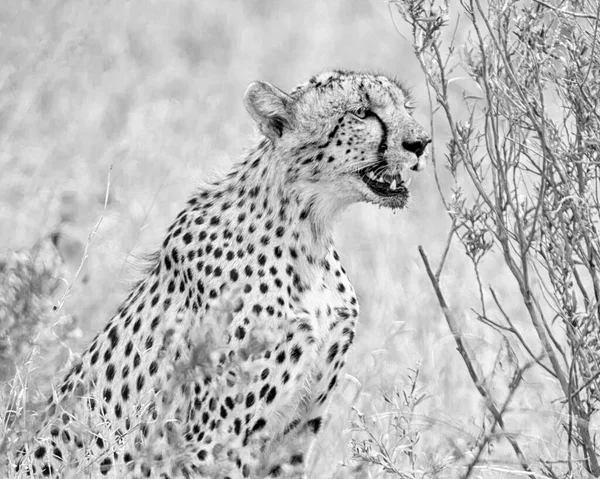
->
[256,308,356,478]
[227,311,322,479]
[274,307,356,477]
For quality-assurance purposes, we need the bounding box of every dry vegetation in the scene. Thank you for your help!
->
[1,0,599,477]
[356,0,600,476]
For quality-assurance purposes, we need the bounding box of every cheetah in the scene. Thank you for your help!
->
[10,69,430,478]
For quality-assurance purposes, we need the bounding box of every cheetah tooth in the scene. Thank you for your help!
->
[367,171,376,180]
[405,177,412,188]
[389,179,397,190]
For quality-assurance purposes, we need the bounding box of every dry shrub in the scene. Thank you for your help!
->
[350,0,600,477]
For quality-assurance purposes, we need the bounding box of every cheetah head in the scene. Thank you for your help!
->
[243,69,430,211]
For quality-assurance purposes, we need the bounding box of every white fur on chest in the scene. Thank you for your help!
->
[301,281,346,342]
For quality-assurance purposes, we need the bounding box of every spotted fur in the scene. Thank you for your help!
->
[11,70,429,478]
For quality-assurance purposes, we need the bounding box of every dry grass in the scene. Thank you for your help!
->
[0,0,582,477]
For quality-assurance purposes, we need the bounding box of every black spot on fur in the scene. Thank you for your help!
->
[34,446,46,459]
[252,418,266,432]
[235,326,246,340]
[327,343,339,363]
[99,457,113,475]
[290,345,302,363]
[121,383,130,401]
[136,374,145,391]
[266,386,277,404]
[108,326,119,349]
[269,465,282,477]
[259,383,269,399]
[307,417,322,434]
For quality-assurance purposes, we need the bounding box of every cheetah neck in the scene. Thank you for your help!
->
[191,139,338,259]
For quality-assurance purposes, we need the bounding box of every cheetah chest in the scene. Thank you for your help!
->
[288,261,359,413]
[300,269,357,342]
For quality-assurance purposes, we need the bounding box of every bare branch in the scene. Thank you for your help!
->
[418,245,535,478]
[531,0,599,19]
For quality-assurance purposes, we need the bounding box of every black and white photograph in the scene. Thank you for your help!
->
[1,0,599,477]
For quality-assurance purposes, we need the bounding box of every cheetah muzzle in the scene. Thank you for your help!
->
[359,162,411,198]
[11,69,430,479]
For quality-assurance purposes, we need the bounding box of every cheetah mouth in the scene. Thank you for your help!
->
[358,163,411,198]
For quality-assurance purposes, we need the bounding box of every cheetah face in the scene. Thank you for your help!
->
[337,106,429,210]
[244,70,431,210]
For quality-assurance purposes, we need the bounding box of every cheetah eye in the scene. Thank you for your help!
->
[352,107,369,120]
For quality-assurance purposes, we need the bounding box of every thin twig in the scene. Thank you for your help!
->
[52,165,113,315]
[435,220,456,280]
[464,361,536,479]
[488,287,556,377]
[418,245,535,478]
[532,0,599,19]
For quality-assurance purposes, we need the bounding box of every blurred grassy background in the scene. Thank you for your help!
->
[1,0,567,476]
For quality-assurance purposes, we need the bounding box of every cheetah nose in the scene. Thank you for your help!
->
[402,137,431,159]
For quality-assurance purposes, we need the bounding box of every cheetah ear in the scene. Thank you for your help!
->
[244,81,294,141]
